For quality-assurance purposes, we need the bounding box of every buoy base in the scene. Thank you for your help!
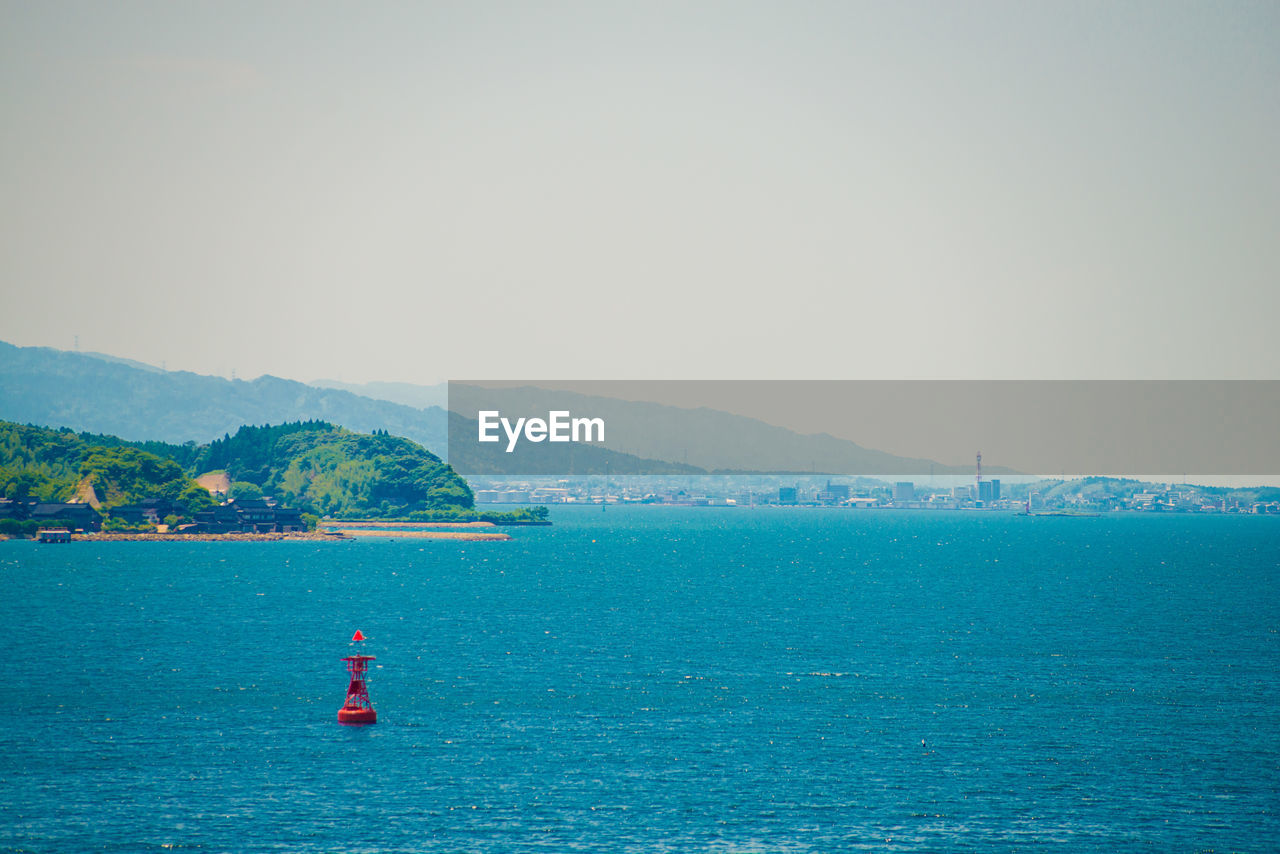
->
[338,707,377,725]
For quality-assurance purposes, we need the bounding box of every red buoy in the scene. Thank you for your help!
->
[338,630,377,725]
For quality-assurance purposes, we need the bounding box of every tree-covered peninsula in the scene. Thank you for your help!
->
[0,419,546,531]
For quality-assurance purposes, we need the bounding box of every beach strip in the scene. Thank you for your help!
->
[320,520,496,528]
[321,528,511,541]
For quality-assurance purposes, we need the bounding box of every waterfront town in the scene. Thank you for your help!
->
[473,475,1280,515]
[4,477,1277,538]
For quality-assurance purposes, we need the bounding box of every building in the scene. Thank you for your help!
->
[36,527,72,543]
[30,502,101,532]
[112,498,188,525]
[272,507,304,530]
[978,479,1001,504]
[192,504,241,532]
[232,498,278,531]
[192,497,306,533]
[894,482,915,502]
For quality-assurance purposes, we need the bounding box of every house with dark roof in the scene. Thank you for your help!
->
[112,498,188,525]
[191,497,307,533]
[191,504,241,533]
[30,502,101,532]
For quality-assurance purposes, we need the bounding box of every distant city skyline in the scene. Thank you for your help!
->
[3,2,1278,385]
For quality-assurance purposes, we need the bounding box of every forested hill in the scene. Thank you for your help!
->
[0,421,213,511]
[191,421,472,516]
[0,341,448,455]
[0,420,472,518]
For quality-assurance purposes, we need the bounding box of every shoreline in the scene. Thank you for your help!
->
[320,528,512,540]
[13,529,515,543]
[320,519,497,528]
[69,531,349,542]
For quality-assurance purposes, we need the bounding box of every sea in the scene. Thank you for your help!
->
[2,506,1277,853]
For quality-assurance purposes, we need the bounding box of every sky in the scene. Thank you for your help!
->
[2,1,1278,385]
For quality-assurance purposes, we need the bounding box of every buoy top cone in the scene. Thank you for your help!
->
[352,630,365,642]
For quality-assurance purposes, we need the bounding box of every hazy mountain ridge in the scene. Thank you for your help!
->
[0,341,448,454]
[447,384,993,476]
[4,342,1007,476]
[309,379,448,410]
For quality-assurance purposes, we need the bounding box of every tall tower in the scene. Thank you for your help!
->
[974,451,984,506]
[338,630,377,725]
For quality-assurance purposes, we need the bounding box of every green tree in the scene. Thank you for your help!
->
[179,481,217,512]
[229,481,264,500]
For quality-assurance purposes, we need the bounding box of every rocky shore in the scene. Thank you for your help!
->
[70,531,350,542]
[53,529,513,542]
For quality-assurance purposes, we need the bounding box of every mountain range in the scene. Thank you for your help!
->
[0,341,448,452]
[0,341,1000,476]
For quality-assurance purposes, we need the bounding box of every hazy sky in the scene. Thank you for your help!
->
[2,1,1277,384]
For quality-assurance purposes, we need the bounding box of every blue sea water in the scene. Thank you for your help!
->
[1,507,1277,852]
